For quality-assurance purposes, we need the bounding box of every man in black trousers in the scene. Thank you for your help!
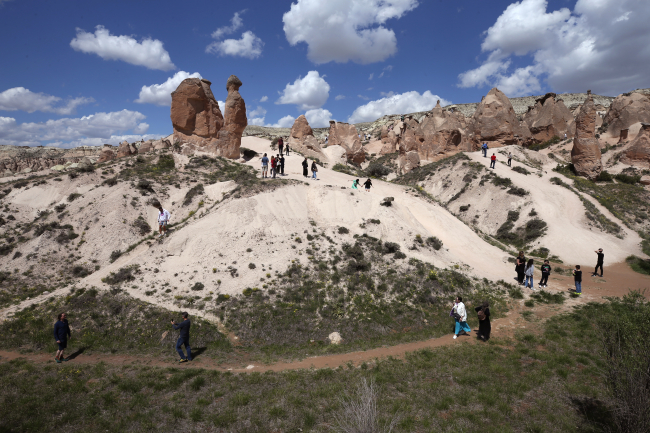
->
[592,248,604,277]
[172,312,192,363]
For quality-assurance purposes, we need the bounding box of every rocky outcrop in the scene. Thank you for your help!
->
[328,121,365,164]
[171,75,246,158]
[287,115,326,161]
[571,91,602,180]
[621,123,650,166]
[462,88,532,150]
[524,93,575,142]
[116,140,137,158]
[603,92,650,138]
[139,138,171,154]
[0,146,103,176]
[97,145,116,163]
[417,100,464,159]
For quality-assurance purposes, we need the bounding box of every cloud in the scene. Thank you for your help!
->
[283,0,419,64]
[348,90,450,123]
[380,91,395,97]
[304,108,333,127]
[458,0,650,96]
[70,25,175,71]
[260,96,268,102]
[212,11,245,40]
[248,105,267,125]
[206,31,264,59]
[135,71,202,106]
[0,87,94,115]
[276,71,330,110]
[335,95,346,100]
[369,73,374,80]
[267,115,296,128]
[358,95,370,100]
[0,109,153,147]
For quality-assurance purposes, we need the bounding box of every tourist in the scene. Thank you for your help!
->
[158,205,171,237]
[352,179,360,190]
[363,178,372,192]
[539,259,551,288]
[475,301,491,341]
[278,137,284,155]
[54,312,71,363]
[490,153,496,169]
[270,155,277,179]
[278,154,285,175]
[261,153,269,178]
[325,135,328,145]
[573,265,582,295]
[452,296,471,339]
[311,160,318,180]
[592,248,604,277]
[285,143,290,156]
[302,157,309,178]
[524,259,535,290]
[515,251,526,285]
[171,312,192,363]
[482,142,488,157]
[507,152,512,167]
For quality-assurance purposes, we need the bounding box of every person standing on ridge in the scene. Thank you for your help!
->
[261,153,269,178]
[311,160,318,180]
[158,205,171,237]
[54,312,71,363]
[490,153,496,169]
[302,157,309,178]
[278,137,284,155]
[592,248,604,277]
[172,312,192,363]
[363,178,372,192]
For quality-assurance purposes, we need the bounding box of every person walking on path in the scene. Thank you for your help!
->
[311,161,318,179]
[271,156,277,179]
[54,313,71,363]
[573,265,583,295]
[490,153,496,169]
[524,259,535,290]
[279,154,285,175]
[452,296,471,339]
[539,260,551,288]
[278,137,284,155]
[261,153,269,178]
[592,248,604,277]
[172,312,192,363]
[482,142,488,157]
[352,179,360,190]
[515,251,526,285]
[475,301,491,341]
[363,178,372,192]
[507,152,512,167]
[285,144,290,156]
[302,158,309,178]
[158,205,171,237]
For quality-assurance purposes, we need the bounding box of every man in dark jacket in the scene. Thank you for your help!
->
[54,313,71,363]
[592,248,604,277]
[172,312,192,363]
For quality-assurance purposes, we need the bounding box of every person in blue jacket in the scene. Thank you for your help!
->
[54,313,71,363]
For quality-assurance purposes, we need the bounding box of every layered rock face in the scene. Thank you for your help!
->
[171,75,246,158]
[571,92,603,180]
[603,92,650,138]
[417,100,464,159]
[328,121,365,164]
[621,123,650,166]
[117,140,138,158]
[97,145,117,163]
[287,115,326,161]
[524,93,575,142]
[463,88,531,149]
[0,146,103,176]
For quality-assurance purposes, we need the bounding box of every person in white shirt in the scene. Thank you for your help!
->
[452,296,471,339]
[157,206,171,237]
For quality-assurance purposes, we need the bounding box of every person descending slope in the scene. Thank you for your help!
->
[490,153,496,169]
[158,205,171,237]
[352,179,360,190]
[363,178,372,192]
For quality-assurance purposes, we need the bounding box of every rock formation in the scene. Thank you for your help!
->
[462,88,531,149]
[116,140,137,158]
[571,91,603,180]
[328,121,365,164]
[417,100,464,159]
[0,146,103,176]
[139,138,171,154]
[171,75,246,158]
[621,123,650,166]
[603,92,650,138]
[97,145,116,163]
[523,93,575,142]
[287,115,326,161]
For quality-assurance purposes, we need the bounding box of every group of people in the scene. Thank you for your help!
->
[276,137,290,156]
[514,248,605,295]
[481,143,513,168]
[352,178,373,191]
[302,158,318,179]
[260,153,286,179]
[451,296,491,341]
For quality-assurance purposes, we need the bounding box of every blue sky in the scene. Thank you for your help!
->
[0,0,648,147]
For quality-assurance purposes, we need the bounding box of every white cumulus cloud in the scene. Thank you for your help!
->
[212,11,245,40]
[206,31,264,59]
[135,71,202,106]
[348,91,450,123]
[70,25,175,71]
[335,95,346,100]
[260,96,268,102]
[0,87,94,115]
[458,0,650,96]
[304,108,333,127]
[283,0,419,64]
[266,115,296,128]
[276,71,330,110]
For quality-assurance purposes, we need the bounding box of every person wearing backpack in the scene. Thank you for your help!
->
[475,301,491,341]
[452,296,471,340]
[524,259,535,290]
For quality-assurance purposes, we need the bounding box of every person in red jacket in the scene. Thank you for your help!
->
[270,156,277,179]
[490,153,496,169]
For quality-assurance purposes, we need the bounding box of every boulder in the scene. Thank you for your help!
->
[524,93,575,142]
[97,145,116,163]
[116,141,137,158]
[462,88,532,149]
[154,138,171,150]
[621,123,650,166]
[287,115,327,161]
[417,101,464,159]
[327,332,342,345]
[138,140,156,153]
[571,91,603,180]
[603,92,650,138]
[640,175,650,186]
[328,121,365,163]
[398,150,420,174]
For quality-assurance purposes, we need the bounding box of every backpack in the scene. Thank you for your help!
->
[478,308,486,321]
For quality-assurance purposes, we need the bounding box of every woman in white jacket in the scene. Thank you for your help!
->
[524,258,535,290]
[453,296,471,339]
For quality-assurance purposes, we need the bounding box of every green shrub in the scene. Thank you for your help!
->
[366,163,391,177]
[183,183,204,206]
[109,250,122,263]
[511,166,531,175]
[596,171,614,182]
[191,282,205,291]
[67,193,81,202]
[459,204,470,212]
[338,226,349,234]
[614,173,640,185]
[626,255,650,275]
[132,216,151,236]
[248,263,256,269]
[101,265,140,285]
[426,236,443,250]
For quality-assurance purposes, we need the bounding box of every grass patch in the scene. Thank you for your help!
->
[626,255,650,275]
